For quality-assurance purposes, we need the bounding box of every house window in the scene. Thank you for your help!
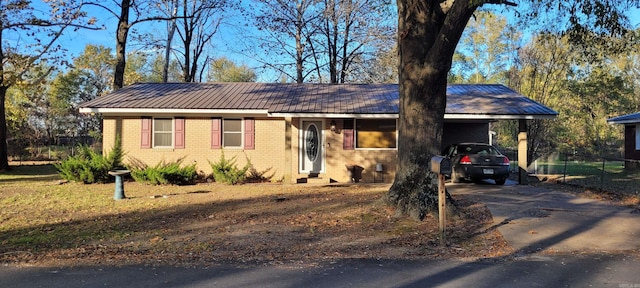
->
[153,118,173,147]
[223,119,242,147]
[356,119,397,149]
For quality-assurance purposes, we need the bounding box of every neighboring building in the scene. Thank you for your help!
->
[79,82,557,183]
[607,112,640,169]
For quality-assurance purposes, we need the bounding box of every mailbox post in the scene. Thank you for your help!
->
[430,156,451,246]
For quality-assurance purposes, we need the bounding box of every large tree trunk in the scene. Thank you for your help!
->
[387,0,478,219]
[0,30,8,170]
[0,86,9,171]
[114,0,131,90]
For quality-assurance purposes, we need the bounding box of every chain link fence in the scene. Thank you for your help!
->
[528,152,640,196]
[8,136,100,163]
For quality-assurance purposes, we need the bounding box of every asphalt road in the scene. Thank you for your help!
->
[2,254,640,288]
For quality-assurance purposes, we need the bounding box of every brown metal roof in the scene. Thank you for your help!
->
[445,84,558,117]
[79,82,557,118]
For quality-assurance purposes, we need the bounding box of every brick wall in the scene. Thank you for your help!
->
[103,116,287,181]
[104,116,489,184]
[290,118,397,183]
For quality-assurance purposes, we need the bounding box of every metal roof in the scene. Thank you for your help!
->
[79,82,558,119]
[607,112,640,125]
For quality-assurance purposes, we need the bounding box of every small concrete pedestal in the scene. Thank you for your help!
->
[108,170,130,200]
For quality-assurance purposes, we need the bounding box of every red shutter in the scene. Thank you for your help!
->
[174,118,185,149]
[244,118,255,150]
[211,118,222,149]
[141,117,152,149]
[343,129,354,150]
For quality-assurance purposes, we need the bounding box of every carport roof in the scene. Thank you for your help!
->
[79,82,558,119]
[607,112,640,125]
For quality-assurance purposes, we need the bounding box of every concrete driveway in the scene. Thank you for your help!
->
[448,180,640,255]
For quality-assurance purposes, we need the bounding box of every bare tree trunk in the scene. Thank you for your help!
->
[295,25,304,83]
[0,28,8,170]
[114,0,131,90]
[387,0,477,219]
[0,86,9,170]
[164,4,177,83]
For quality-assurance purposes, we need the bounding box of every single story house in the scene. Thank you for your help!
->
[607,112,640,169]
[79,82,558,183]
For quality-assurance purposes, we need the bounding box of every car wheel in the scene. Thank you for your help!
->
[495,178,506,185]
[451,169,460,183]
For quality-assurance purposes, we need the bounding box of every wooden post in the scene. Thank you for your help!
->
[438,173,446,246]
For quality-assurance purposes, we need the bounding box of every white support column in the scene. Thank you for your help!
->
[518,119,528,184]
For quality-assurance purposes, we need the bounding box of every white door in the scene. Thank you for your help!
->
[300,120,323,173]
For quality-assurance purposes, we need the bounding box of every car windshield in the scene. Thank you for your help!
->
[458,145,500,155]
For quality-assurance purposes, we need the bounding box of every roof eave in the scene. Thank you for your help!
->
[79,108,559,120]
[444,114,558,120]
[79,108,270,116]
[607,119,640,125]
[267,113,399,118]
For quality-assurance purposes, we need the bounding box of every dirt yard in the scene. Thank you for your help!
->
[0,165,512,267]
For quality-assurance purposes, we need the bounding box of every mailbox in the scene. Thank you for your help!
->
[430,156,452,175]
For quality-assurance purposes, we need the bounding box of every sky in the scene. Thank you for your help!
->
[26,1,640,83]
[58,2,272,81]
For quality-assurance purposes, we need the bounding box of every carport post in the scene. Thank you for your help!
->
[518,119,528,184]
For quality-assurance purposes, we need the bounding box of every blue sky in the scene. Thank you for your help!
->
[48,2,640,82]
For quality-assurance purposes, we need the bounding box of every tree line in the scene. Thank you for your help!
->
[450,11,640,163]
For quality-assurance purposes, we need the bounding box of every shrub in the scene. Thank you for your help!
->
[244,158,275,183]
[129,158,198,185]
[55,137,124,184]
[209,152,249,185]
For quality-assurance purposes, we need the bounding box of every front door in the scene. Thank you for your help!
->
[300,120,323,173]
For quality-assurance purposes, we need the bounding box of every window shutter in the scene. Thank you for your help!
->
[211,118,222,149]
[244,118,255,150]
[343,129,354,150]
[343,119,354,150]
[174,118,185,149]
[141,117,152,149]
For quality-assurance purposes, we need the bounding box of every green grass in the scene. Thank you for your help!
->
[529,159,640,195]
[0,164,60,184]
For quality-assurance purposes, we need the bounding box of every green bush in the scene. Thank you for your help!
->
[55,137,124,184]
[209,152,249,185]
[129,158,198,185]
[244,158,275,183]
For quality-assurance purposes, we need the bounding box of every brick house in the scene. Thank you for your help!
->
[79,82,557,183]
[608,112,640,169]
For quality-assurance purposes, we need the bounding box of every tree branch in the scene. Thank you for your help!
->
[484,0,517,6]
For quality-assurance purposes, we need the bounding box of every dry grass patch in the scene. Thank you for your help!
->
[1,164,511,267]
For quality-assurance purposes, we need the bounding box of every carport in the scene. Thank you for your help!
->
[442,85,558,184]
[607,112,640,170]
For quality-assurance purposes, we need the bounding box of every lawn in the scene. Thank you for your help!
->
[529,159,640,196]
[0,164,511,267]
